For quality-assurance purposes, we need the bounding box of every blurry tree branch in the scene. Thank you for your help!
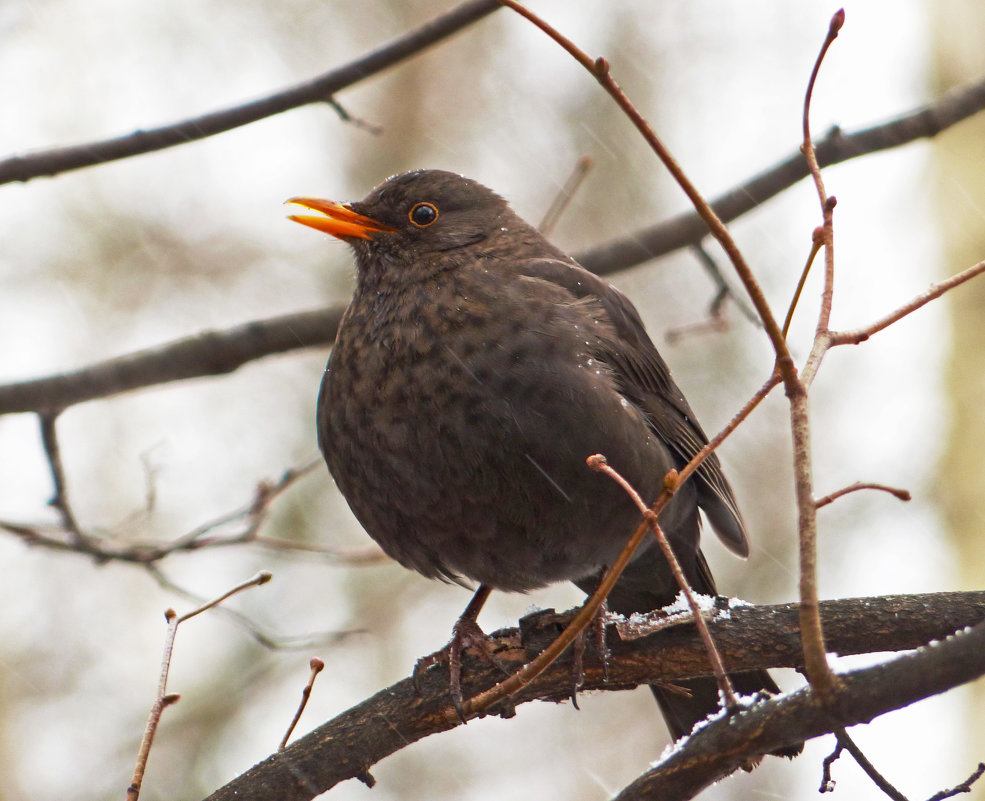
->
[0,454,385,568]
[578,71,985,276]
[3,74,984,417]
[203,592,985,801]
[0,0,502,185]
[0,308,341,415]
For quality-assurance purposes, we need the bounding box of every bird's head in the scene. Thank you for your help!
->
[288,169,516,266]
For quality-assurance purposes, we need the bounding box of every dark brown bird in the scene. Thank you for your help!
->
[289,169,795,752]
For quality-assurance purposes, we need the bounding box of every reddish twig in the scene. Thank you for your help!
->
[782,227,825,340]
[788,9,846,698]
[802,10,844,338]
[127,572,272,801]
[280,658,326,750]
[815,482,911,510]
[459,478,677,720]
[495,0,838,694]
[588,457,738,709]
[803,258,985,386]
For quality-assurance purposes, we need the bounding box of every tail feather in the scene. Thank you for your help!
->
[650,671,802,758]
[577,546,803,758]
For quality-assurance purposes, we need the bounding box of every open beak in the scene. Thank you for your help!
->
[286,197,396,241]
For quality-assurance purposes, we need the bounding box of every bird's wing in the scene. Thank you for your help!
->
[517,257,749,557]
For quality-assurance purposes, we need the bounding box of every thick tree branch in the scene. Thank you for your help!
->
[0,0,501,185]
[614,616,985,800]
[203,591,985,801]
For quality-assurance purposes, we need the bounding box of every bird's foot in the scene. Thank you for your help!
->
[413,614,509,722]
[569,601,610,709]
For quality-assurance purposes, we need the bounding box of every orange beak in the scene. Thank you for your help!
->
[286,197,396,241]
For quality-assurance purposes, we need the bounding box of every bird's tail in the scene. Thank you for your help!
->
[580,547,802,758]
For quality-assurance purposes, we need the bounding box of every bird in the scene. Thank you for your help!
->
[288,168,799,755]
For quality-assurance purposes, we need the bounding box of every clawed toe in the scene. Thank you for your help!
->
[412,585,509,721]
[570,601,610,709]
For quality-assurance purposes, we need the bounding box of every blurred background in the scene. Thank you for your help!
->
[1,1,983,799]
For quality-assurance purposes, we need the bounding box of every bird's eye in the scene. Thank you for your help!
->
[408,202,438,228]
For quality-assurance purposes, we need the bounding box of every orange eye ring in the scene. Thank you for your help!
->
[408,202,438,227]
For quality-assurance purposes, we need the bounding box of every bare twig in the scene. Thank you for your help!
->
[833,727,909,801]
[803,258,985,388]
[127,572,272,801]
[815,481,911,510]
[927,763,985,801]
[0,0,502,185]
[820,738,845,792]
[0,458,384,569]
[665,243,761,342]
[38,412,89,546]
[458,482,673,720]
[280,659,326,750]
[782,227,824,340]
[538,155,593,236]
[787,8,846,698]
[802,10,844,337]
[325,100,383,135]
[588,456,738,708]
[142,564,359,651]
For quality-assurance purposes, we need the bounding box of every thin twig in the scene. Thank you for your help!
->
[497,0,789,353]
[0,459,361,568]
[588,456,737,709]
[325,100,383,135]
[280,659,326,750]
[835,727,909,801]
[538,155,593,236]
[127,572,272,801]
[675,370,782,491]
[815,481,911,510]
[820,737,845,792]
[143,564,358,651]
[787,9,846,698]
[459,480,676,720]
[803,258,985,387]
[927,763,985,801]
[665,243,760,342]
[38,412,89,547]
[782,228,824,340]
[802,10,844,336]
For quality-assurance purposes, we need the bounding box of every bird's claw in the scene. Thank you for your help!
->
[413,615,509,722]
[570,601,610,709]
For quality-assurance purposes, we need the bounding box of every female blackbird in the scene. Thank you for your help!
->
[289,169,793,751]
